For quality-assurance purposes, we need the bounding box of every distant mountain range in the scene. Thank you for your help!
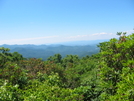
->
[0,39,108,60]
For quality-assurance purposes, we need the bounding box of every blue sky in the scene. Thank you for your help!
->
[0,0,134,45]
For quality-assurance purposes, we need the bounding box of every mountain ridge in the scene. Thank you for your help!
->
[0,39,108,60]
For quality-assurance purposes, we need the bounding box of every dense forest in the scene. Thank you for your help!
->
[0,32,134,101]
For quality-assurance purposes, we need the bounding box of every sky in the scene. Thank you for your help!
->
[0,0,134,45]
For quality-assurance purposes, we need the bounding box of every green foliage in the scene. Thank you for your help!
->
[12,52,24,61]
[0,47,12,67]
[0,62,27,88]
[22,73,83,101]
[109,67,134,101]
[98,33,134,100]
[0,80,23,101]
[0,47,24,68]
[62,55,79,68]
[18,58,45,79]
[47,54,62,63]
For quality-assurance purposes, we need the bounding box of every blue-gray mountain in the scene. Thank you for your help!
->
[0,40,107,60]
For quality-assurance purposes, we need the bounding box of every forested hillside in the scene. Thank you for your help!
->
[0,32,134,101]
[0,44,99,60]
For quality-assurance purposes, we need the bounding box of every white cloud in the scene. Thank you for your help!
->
[67,32,116,41]
[91,32,113,36]
[0,35,59,45]
[126,30,134,35]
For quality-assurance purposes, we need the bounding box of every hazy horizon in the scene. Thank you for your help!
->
[0,39,109,46]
